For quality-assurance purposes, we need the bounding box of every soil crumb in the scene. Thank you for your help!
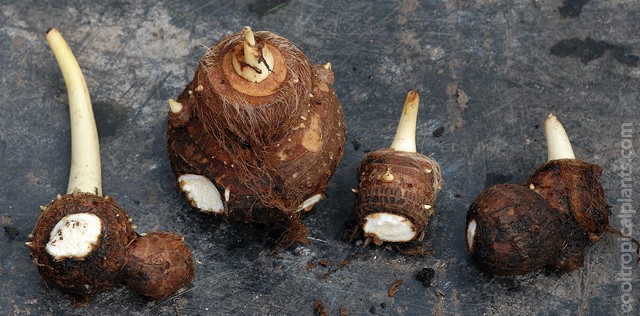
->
[314,300,329,316]
[415,267,435,287]
[388,279,404,297]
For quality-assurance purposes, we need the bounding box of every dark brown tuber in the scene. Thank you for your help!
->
[466,184,580,275]
[123,232,195,300]
[28,28,194,304]
[354,90,442,245]
[166,27,345,242]
[466,113,637,275]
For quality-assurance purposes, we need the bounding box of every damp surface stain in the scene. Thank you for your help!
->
[550,37,639,67]
[558,0,589,18]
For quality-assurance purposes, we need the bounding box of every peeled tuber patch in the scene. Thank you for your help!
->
[46,213,102,260]
[363,213,416,242]
[466,219,477,252]
[296,194,323,212]
[179,174,224,214]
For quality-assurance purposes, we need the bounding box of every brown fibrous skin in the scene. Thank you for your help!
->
[355,149,442,243]
[466,184,572,275]
[29,192,136,303]
[526,159,610,240]
[167,30,346,241]
[123,232,195,300]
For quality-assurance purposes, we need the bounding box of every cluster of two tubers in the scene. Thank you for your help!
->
[29,26,634,304]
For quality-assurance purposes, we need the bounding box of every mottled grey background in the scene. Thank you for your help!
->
[1,0,639,315]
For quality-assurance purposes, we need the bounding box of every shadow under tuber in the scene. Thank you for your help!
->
[166,26,346,243]
[354,90,442,245]
[466,113,639,275]
[27,28,195,304]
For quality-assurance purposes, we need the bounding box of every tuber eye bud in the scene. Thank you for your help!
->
[354,90,442,244]
[167,27,345,243]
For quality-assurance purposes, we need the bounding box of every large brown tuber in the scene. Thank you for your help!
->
[466,113,637,275]
[354,90,442,245]
[166,27,345,242]
[28,29,194,304]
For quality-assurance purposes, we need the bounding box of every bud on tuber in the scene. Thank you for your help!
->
[354,90,442,245]
[167,27,346,243]
[29,28,194,304]
[466,113,637,275]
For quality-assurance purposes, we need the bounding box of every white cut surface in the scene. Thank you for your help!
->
[46,213,102,260]
[362,213,416,242]
[179,174,224,214]
[296,194,323,212]
[466,219,477,252]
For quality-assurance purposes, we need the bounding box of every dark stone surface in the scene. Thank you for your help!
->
[1,0,638,315]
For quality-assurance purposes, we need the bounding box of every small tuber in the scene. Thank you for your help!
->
[166,27,346,243]
[28,28,194,304]
[466,113,638,275]
[354,90,442,245]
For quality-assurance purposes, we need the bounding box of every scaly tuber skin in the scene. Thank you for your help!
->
[526,114,610,240]
[31,192,136,301]
[354,90,442,245]
[466,113,637,275]
[123,232,195,300]
[28,28,194,304]
[167,26,346,243]
[465,184,571,275]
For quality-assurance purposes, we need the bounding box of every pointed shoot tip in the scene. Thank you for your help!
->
[390,90,421,152]
[545,112,575,161]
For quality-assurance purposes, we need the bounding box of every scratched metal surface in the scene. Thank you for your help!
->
[1,0,639,315]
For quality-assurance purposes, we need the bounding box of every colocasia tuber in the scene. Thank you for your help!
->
[166,27,345,242]
[28,28,194,304]
[466,113,636,275]
[354,90,442,245]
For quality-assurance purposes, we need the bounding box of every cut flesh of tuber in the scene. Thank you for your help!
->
[46,213,102,260]
[363,213,416,242]
[466,219,476,252]
[178,174,224,214]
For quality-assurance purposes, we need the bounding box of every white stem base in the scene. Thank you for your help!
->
[46,28,102,196]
